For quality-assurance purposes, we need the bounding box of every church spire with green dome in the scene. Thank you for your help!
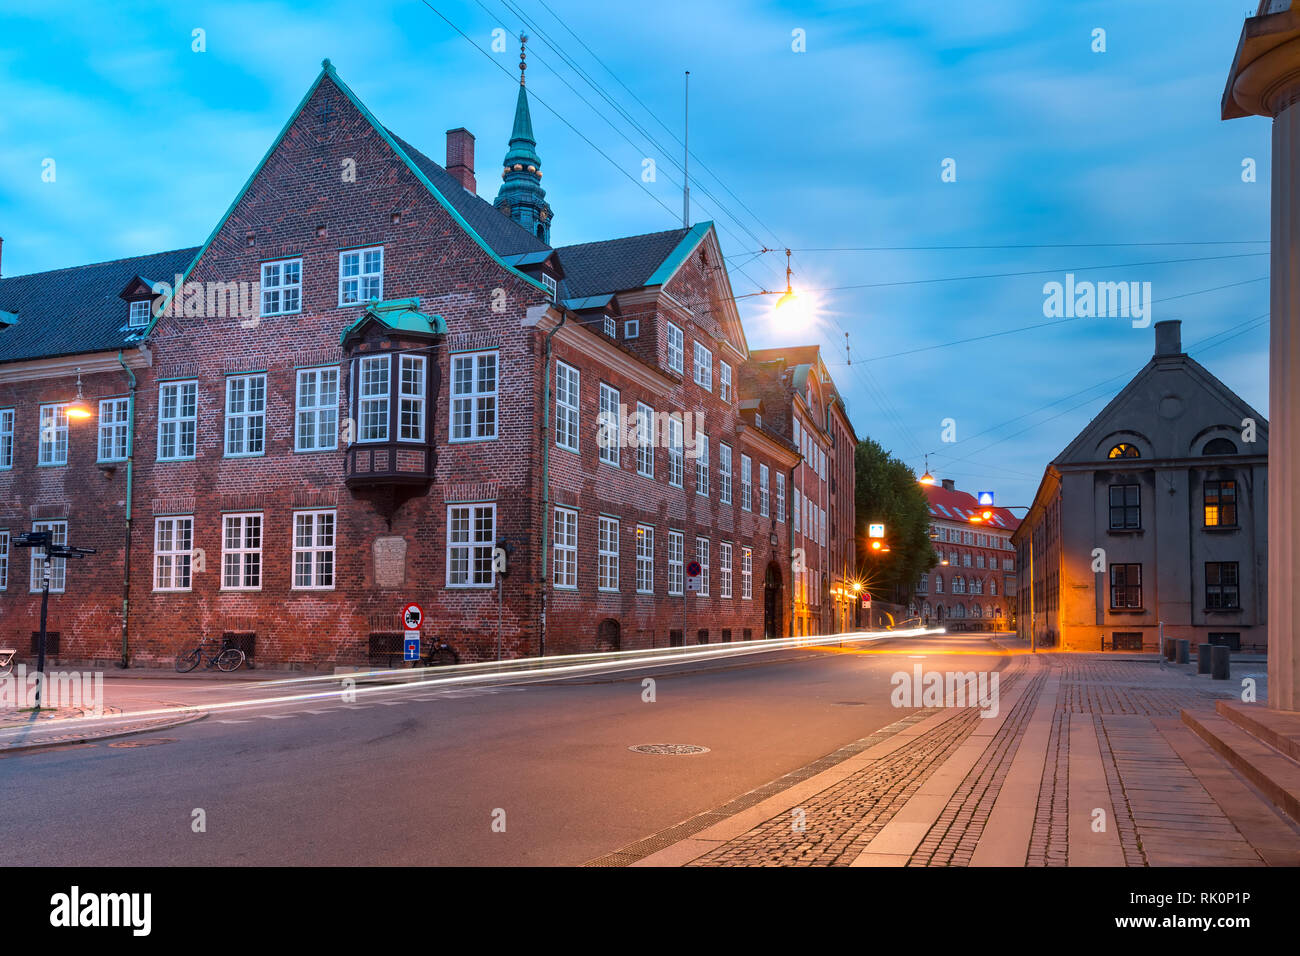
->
[494,33,553,244]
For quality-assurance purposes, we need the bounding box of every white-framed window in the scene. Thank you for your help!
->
[38,404,69,465]
[603,314,615,337]
[598,383,620,466]
[0,530,7,590]
[447,503,495,588]
[261,258,302,316]
[398,354,426,442]
[719,443,733,505]
[693,342,713,391]
[293,510,336,589]
[720,361,732,403]
[225,373,267,457]
[450,351,498,441]
[820,508,826,546]
[541,273,557,301]
[668,416,683,488]
[158,380,198,460]
[358,355,390,442]
[742,546,753,600]
[96,397,130,462]
[295,367,339,452]
[759,464,770,517]
[695,431,709,497]
[555,361,580,452]
[598,516,619,591]
[153,516,193,591]
[339,246,383,305]
[222,513,262,590]
[696,537,710,596]
[720,542,733,599]
[0,408,12,469]
[636,402,654,478]
[793,418,801,450]
[668,530,684,595]
[636,524,654,594]
[666,322,684,374]
[740,454,752,511]
[755,413,762,428]
[624,319,640,339]
[29,520,68,593]
[553,506,577,589]
[128,299,152,328]
[776,472,786,522]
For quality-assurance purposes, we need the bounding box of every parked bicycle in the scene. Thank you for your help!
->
[421,641,460,668]
[175,637,247,673]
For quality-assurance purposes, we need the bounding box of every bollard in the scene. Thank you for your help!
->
[1211,644,1231,680]
[1176,639,1190,664]
[1197,643,1212,674]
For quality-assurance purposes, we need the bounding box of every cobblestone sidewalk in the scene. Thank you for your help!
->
[599,654,1300,867]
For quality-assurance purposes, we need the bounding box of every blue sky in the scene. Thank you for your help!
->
[0,0,1271,506]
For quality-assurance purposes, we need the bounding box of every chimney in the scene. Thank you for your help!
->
[1154,319,1182,358]
[941,478,955,492]
[446,128,476,194]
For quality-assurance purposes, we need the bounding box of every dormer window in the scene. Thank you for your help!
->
[128,300,152,328]
[541,273,557,302]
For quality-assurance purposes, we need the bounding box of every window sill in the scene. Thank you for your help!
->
[1204,607,1242,613]
[1107,528,1144,535]
[1109,608,1146,614]
[448,436,499,444]
[294,446,340,455]
[1202,526,1240,533]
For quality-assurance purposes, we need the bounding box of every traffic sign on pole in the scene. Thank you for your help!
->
[402,603,423,631]
[403,631,421,662]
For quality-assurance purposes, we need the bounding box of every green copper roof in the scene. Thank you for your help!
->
[508,84,538,161]
[339,297,446,345]
[644,221,713,286]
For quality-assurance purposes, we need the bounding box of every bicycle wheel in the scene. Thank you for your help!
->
[175,649,201,673]
[216,648,246,672]
[433,645,459,667]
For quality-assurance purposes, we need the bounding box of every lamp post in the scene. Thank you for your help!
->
[967,505,1032,649]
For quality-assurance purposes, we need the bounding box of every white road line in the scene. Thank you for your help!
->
[258,714,293,720]
[216,719,252,724]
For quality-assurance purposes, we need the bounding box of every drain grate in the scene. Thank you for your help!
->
[629,744,710,755]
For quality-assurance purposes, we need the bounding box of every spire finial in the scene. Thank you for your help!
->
[519,32,528,86]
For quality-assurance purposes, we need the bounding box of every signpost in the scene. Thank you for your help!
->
[977,491,995,507]
[868,523,885,539]
[12,531,96,709]
[683,560,702,645]
[401,603,422,665]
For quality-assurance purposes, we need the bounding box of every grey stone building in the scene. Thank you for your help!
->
[1012,320,1268,651]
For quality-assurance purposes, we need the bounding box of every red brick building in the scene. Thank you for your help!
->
[917,479,1018,631]
[0,60,819,668]
[744,347,857,636]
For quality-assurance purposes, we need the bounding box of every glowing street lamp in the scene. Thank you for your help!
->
[65,368,93,421]
[918,454,936,486]
[774,248,797,310]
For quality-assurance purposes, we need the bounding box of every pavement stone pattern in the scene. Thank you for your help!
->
[645,651,1295,867]
[911,668,1048,866]
[686,670,1029,867]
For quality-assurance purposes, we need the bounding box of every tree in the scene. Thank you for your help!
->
[854,438,936,603]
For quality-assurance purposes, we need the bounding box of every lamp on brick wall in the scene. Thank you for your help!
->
[65,367,93,421]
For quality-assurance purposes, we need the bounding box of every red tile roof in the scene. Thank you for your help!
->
[921,483,1021,531]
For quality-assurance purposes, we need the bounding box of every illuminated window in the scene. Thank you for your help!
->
[1108,443,1140,459]
[1204,479,1237,528]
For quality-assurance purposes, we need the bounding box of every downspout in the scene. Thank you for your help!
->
[539,306,567,658]
[117,350,136,668]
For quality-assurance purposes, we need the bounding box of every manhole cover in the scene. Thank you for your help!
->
[107,738,176,749]
[628,744,710,755]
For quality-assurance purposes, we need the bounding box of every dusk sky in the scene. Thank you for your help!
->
[0,0,1271,507]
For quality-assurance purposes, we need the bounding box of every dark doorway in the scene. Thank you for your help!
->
[764,561,783,638]
[597,618,621,652]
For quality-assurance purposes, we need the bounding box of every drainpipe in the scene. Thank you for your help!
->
[117,351,136,668]
[539,306,567,658]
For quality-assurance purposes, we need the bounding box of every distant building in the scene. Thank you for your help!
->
[1012,320,1268,651]
[744,347,857,636]
[918,479,1018,630]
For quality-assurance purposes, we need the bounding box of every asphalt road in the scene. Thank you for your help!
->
[0,632,1008,866]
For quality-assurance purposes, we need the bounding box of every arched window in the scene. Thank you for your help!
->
[934,575,944,594]
[1203,437,1237,456]
[990,579,998,596]
[952,603,965,619]
[972,604,983,618]
[1108,443,1141,459]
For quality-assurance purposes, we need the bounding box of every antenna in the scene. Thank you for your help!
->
[683,70,690,228]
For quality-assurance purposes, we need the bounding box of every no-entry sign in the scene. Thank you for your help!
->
[402,603,423,630]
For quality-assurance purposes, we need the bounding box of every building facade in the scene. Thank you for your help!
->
[0,60,834,669]
[1012,320,1268,652]
[917,479,1017,631]
[745,347,857,636]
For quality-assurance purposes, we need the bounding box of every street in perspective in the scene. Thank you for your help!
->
[1,0,1297,939]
